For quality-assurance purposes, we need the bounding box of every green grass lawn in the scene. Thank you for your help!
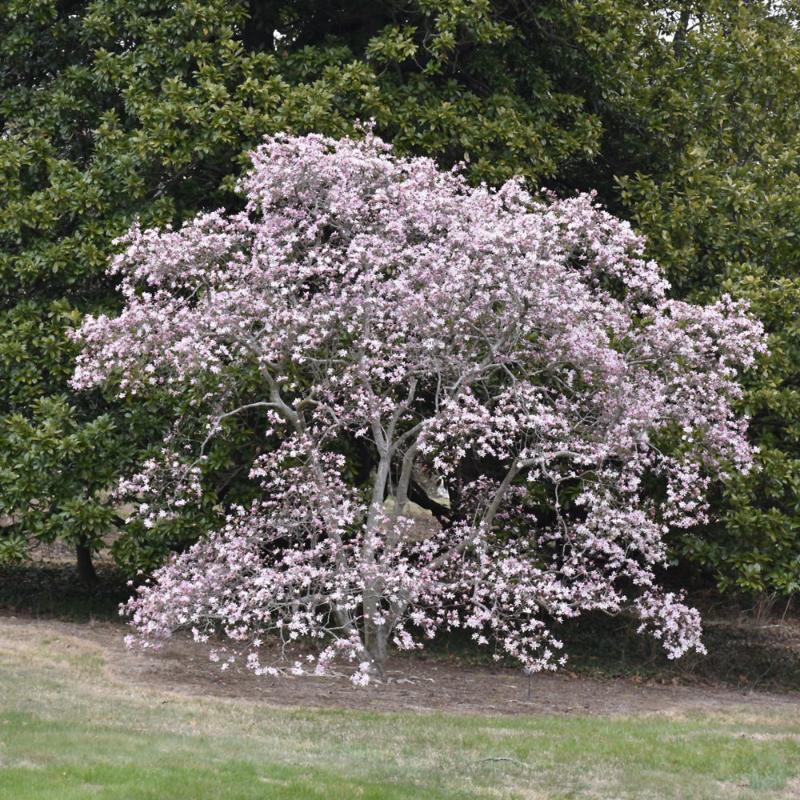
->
[1,624,799,799]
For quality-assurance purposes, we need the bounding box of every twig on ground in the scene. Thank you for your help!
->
[479,757,530,769]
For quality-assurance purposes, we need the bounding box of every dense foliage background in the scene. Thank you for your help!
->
[1,0,797,600]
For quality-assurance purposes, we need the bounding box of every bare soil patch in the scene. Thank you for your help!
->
[2,613,798,718]
[3,549,800,715]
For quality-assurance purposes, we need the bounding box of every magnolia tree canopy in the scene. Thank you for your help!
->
[72,132,765,684]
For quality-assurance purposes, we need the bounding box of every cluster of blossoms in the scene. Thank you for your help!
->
[72,131,766,684]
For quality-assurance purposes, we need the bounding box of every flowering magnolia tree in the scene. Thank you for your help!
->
[72,132,765,684]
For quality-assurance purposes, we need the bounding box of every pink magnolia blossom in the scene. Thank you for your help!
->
[72,131,765,684]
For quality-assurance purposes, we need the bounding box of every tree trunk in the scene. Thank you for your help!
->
[368,625,388,677]
[361,574,390,678]
[673,6,691,56]
[75,542,98,585]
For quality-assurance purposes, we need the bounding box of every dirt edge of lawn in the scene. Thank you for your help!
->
[2,613,798,719]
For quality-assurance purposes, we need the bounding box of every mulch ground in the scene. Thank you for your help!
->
[2,613,798,718]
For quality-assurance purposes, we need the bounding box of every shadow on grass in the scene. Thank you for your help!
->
[397,609,800,694]
[0,562,130,622]
[2,561,799,693]
[559,610,800,692]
